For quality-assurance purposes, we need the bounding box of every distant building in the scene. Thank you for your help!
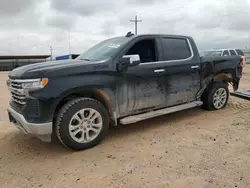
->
[55,54,80,61]
[0,55,50,71]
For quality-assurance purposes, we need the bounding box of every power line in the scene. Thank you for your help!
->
[130,15,142,35]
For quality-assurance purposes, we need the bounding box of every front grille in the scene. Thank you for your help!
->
[7,79,26,105]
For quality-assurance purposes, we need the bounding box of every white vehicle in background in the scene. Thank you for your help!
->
[203,48,246,67]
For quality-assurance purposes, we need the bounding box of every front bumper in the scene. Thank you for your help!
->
[7,105,53,142]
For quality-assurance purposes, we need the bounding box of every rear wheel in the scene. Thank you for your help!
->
[55,98,109,150]
[201,81,229,110]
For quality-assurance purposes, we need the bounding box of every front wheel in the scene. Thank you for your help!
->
[201,81,229,110]
[55,98,109,150]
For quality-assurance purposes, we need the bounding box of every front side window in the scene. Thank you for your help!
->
[76,37,130,61]
[161,38,191,61]
[125,39,157,63]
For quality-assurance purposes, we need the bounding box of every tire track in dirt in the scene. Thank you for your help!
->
[228,96,250,112]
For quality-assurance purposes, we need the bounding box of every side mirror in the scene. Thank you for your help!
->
[118,54,140,71]
[123,54,140,66]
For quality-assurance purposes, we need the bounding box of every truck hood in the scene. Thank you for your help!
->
[8,59,112,79]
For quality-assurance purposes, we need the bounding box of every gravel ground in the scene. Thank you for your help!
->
[0,66,250,188]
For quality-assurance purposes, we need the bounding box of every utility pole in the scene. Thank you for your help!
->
[130,15,142,35]
[68,28,71,55]
[49,46,53,61]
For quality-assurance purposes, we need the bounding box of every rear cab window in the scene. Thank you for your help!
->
[236,49,244,56]
[160,37,192,61]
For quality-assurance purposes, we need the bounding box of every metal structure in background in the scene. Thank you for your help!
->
[55,54,80,60]
[0,55,50,71]
[242,49,250,64]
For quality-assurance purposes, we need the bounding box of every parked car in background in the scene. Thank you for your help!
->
[203,48,246,67]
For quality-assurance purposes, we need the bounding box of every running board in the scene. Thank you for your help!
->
[120,101,203,125]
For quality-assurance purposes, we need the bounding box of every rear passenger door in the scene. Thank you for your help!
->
[229,50,237,56]
[156,37,201,107]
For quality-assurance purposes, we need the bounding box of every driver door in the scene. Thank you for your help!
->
[115,37,167,117]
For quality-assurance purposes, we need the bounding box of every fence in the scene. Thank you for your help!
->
[0,55,50,71]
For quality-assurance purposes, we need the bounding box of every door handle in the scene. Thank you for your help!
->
[191,65,199,69]
[154,69,165,73]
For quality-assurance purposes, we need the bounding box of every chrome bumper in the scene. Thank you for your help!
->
[7,105,53,142]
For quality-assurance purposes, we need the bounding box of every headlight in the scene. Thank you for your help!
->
[22,78,49,90]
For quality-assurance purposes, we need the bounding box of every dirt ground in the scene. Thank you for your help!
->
[0,67,250,188]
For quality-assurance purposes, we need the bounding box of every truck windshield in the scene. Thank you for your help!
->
[204,51,222,57]
[76,37,129,61]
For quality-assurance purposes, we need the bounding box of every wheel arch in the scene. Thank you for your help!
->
[52,87,116,125]
[198,69,234,99]
[212,71,234,83]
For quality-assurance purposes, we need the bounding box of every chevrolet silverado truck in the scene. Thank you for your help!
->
[6,32,243,150]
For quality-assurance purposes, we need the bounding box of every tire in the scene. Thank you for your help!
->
[55,97,109,151]
[201,81,229,110]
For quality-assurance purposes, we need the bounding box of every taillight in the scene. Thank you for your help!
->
[240,57,243,67]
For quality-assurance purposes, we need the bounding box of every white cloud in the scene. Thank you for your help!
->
[0,0,250,57]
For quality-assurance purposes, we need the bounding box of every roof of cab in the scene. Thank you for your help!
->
[129,34,192,39]
[124,32,192,39]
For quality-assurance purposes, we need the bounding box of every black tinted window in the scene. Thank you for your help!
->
[236,49,244,56]
[161,38,191,60]
[230,50,237,55]
[125,39,157,63]
[222,50,229,56]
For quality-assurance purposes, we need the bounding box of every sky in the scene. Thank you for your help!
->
[0,0,250,57]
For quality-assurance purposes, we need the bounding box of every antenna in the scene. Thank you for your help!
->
[126,32,134,37]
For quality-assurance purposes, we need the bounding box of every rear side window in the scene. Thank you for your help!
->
[161,38,191,61]
[236,49,244,56]
[222,50,229,56]
[229,50,237,55]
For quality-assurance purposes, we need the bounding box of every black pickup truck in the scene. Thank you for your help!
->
[6,32,243,150]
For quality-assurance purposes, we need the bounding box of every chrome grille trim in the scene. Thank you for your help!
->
[7,79,27,105]
[8,87,25,95]
[11,98,26,105]
[9,78,40,83]
[11,92,26,99]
